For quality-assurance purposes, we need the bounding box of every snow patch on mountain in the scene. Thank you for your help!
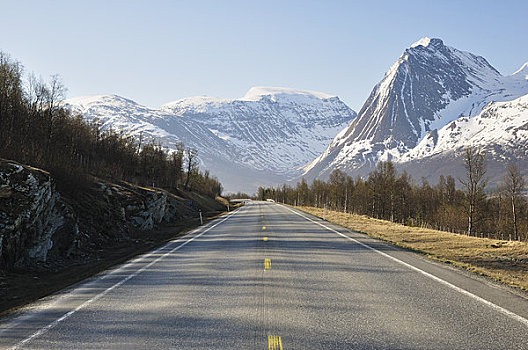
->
[410,37,431,48]
[401,94,528,161]
[64,88,356,192]
[513,62,528,78]
[302,37,528,182]
[161,86,337,110]
[162,87,356,174]
[240,86,335,101]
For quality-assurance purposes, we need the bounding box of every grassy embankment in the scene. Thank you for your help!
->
[296,206,528,291]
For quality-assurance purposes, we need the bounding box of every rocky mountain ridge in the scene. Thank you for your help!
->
[65,88,356,193]
[64,38,528,190]
[302,37,528,184]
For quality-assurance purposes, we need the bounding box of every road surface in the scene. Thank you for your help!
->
[1,201,528,349]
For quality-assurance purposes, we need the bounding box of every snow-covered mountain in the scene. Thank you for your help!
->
[396,93,528,186]
[64,88,356,193]
[303,37,528,184]
[161,87,355,174]
[402,95,528,162]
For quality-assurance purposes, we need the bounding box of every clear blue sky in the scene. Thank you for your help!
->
[1,0,526,110]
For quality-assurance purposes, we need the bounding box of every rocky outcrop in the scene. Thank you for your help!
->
[0,162,82,269]
[0,160,220,271]
[98,183,189,232]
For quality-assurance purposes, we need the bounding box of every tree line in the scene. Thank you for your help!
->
[258,147,527,241]
[0,51,222,198]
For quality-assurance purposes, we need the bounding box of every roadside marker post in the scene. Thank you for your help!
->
[199,210,203,225]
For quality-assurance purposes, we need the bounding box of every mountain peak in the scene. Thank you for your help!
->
[410,37,431,48]
[63,94,139,108]
[410,37,444,50]
[241,86,335,101]
[302,37,526,181]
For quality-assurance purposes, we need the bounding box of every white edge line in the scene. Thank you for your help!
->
[8,207,242,349]
[281,204,528,328]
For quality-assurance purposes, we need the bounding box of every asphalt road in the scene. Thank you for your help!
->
[1,201,528,349]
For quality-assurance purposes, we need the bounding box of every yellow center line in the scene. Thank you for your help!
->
[264,258,271,270]
[268,335,283,350]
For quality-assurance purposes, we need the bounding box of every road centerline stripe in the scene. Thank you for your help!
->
[268,335,283,350]
[264,258,272,270]
[281,204,528,328]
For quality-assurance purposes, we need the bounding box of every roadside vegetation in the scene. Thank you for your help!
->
[296,206,528,291]
[258,149,527,242]
[0,51,222,199]
[258,148,527,290]
[0,50,231,313]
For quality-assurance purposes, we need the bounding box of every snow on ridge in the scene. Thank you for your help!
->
[410,37,431,48]
[161,86,336,110]
[161,95,230,111]
[400,93,528,162]
[64,88,356,192]
[240,86,335,101]
[63,94,113,105]
[302,36,528,182]
[63,94,142,112]
[512,62,528,79]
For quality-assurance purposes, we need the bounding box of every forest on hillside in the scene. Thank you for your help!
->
[258,149,527,241]
[0,51,222,198]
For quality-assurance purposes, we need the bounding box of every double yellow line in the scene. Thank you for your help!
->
[268,335,283,350]
[264,258,272,270]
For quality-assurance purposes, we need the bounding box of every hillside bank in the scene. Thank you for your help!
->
[0,159,230,313]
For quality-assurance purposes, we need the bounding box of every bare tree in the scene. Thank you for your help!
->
[168,142,185,189]
[0,52,25,155]
[459,147,487,236]
[46,74,66,112]
[27,73,47,115]
[184,148,198,190]
[40,75,66,162]
[504,163,525,240]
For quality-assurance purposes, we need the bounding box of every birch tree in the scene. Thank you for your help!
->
[460,147,487,236]
[504,163,525,240]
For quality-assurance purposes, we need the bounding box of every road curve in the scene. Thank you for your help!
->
[1,201,528,349]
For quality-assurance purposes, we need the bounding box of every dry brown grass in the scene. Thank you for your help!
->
[297,206,528,291]
[215,196,230,206]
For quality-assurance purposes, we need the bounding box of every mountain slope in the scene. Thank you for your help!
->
[161,86,356,174]
[396,93,528,185]
[63,94,240,166]
[303,38,528,182]
[64,88,356,192]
